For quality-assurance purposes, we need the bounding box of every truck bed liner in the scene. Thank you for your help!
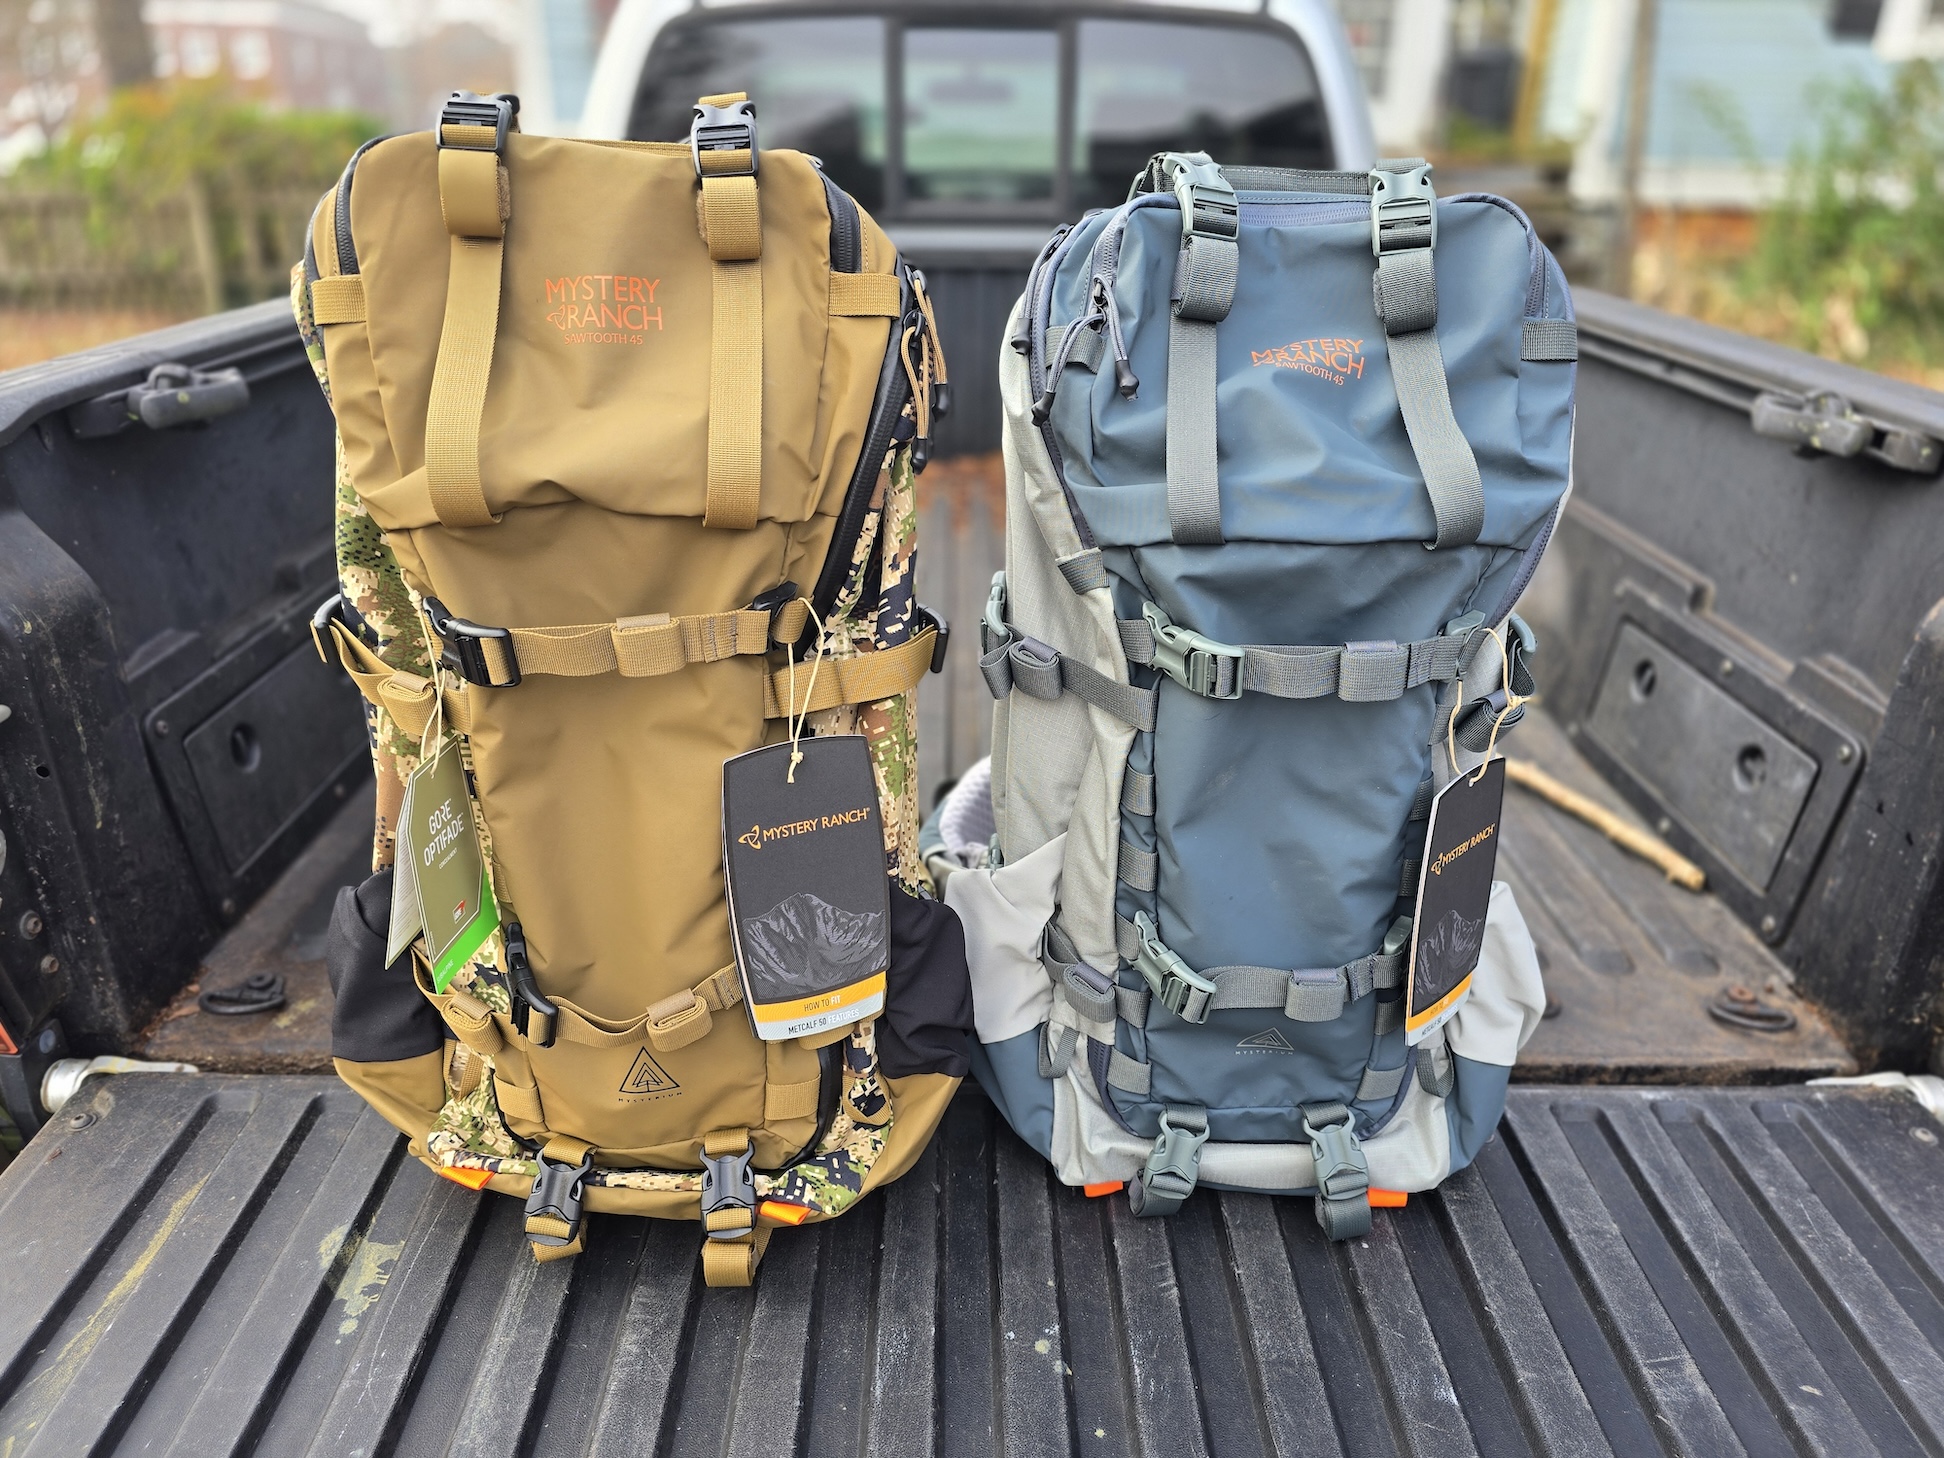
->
[2,1074,1939,1456]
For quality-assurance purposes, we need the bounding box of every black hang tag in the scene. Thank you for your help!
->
[722,736,891,1041]
[1406,756,1506,1045]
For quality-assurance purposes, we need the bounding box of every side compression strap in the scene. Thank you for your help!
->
[979,627,1158,731]
[1369,161,1484,550]
[1115,912,1411,1025]
[1122,605,1471,703]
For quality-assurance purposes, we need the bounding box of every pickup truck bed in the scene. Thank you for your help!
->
[3,1070,1942,1456]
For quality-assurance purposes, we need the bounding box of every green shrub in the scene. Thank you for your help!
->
[1751,61,1944,369]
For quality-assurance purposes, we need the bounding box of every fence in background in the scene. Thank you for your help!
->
[0,185,319,313]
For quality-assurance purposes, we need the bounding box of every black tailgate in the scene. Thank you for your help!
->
[2,1076,1941,1456]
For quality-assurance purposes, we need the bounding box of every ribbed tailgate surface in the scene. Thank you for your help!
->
[2,1075,1940,1456]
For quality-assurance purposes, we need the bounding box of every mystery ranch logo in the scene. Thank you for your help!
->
[545,275,662,344]
[1252,336,1366,385]
[736,805,874,852]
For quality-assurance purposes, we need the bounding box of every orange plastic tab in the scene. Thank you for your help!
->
[1368,1188,1408,1208]
[760,1199,812,1226]
[1083,1181,1125,1198]
[438,1165,495,1191]
[0,1019,15,1057]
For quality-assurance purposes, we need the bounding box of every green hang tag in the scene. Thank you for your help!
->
[400,740,499,993]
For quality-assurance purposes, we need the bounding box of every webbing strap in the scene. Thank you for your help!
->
[697,94,763,531]
[979,630,1158,731]
[1107,1048,1151,1095]
[1122,769,1155,816]
[1521,318,1578,361]
[425,133,507,529]
[1057,549,1112,595]
[1118,839,1157,892]
[1356,1063,1406,1102]
[491,603,806,681]
[309,274,365,324]
[532,965,743,1053]
[763,628,937,718]
[828,272,901,316]
[1161,153,1237,545]
[1369,162,1484,550]
[321,618,476,741]
[1113,914,1407,1023]
[1122,614,1469,703]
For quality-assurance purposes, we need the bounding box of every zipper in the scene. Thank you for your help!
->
[818,169,862,274]
[804,260,914,632]
[332,135,389,276]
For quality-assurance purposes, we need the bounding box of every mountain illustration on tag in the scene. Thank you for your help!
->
[1237,1028,1296,1053]
[619,1047,680,1096]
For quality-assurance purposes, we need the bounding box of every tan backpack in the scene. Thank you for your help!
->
[297,91,970,1285]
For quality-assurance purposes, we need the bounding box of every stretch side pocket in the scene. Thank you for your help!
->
[1442,880,1546,1171]
[943,832,1067,1045]
[326,869,444,1062]
[879,886,975,1077]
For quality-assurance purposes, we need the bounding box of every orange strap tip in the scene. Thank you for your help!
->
[1368,1188,1408,1208]
[1083,1181,1125,1198]
[438,1165,496,1191]
[759,1199,812,1226]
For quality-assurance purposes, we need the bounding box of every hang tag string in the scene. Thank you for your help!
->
[785,597,830,784]
[1445,623,1532,784]
[413,599,452,768]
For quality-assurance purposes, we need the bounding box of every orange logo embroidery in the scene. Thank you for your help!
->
[545,275,663,344]
[1252,337,1366,385]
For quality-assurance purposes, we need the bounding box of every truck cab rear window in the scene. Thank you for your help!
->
[628,12,1330,219]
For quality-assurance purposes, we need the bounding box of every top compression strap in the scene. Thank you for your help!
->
[424,94,517,529]
[1157,153,1236,545]
[1369,161,1484,550]
[694,94,764,530]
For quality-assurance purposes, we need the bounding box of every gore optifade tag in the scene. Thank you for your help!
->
[1406,755,1505,1044]
[722,736,890,1042]
[395,738,499,993]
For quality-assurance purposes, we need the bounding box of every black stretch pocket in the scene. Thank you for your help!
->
[326,868,444,1063]
[879,886,974,1078]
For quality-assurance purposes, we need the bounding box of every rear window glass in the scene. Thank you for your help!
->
[629,16,888,211]
[630,12,1330,219]
[1072,19,1330,210]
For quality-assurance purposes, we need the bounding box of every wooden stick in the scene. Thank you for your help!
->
[1504,757,1707,892]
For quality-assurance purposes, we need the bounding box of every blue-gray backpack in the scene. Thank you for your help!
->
[943,155,1569,1238]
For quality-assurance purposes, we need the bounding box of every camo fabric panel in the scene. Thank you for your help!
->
[808,449,927,898]
[424,1022,896,1220]
[295,264,429,872]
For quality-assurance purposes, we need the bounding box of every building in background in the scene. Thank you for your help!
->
[389,20,517,132]
[1524,0,1887,206]
[146,0,387,115]
[0,0,151,167]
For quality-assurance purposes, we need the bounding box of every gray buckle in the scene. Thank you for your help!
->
[700,1145,755,1241]
[524,1148,594,1248]
[980,571,1009,657]
[1132,911,1217,1024]
[1369,161,1437,257]
[1172,157,1238,241]
[1129,1106,1209,1217]
[1143,602,1243,700]
[690,96,758,179]
[1302,1103,1372,1241]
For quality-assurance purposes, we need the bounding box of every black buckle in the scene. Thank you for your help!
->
[748,581,801,650]
[690,96,758,179]
[504,922,556,1049]
[700,1145,756,1240]
[310,591,345,664]
[422,596,519,687]
[439,91,518,153]
[525,1148,594,1248]
[917,602,950,674]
